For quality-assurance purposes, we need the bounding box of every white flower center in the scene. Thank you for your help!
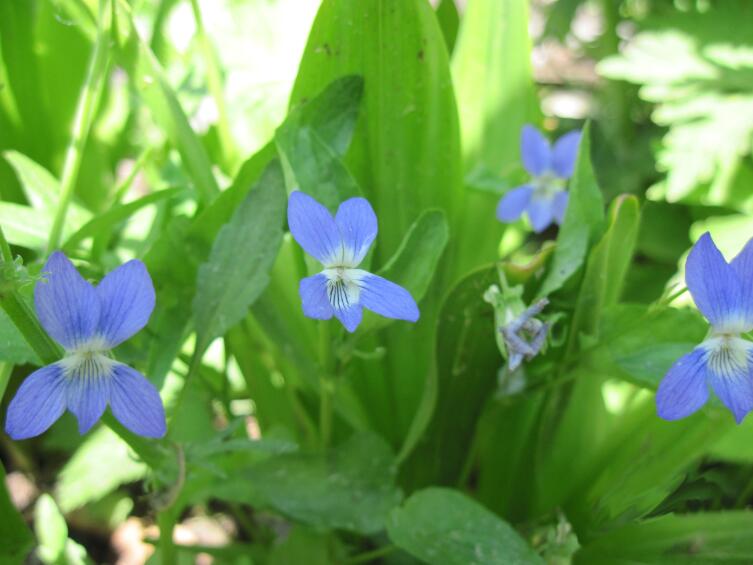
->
[322,267,365,311]
[532,172,565,199]
[58,337,116,380]
[702,334,752,379]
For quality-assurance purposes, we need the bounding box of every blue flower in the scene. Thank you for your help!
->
[287,191,420,333]
[657,233,753,424]
[496,124,581,233]
[4,252,166,440]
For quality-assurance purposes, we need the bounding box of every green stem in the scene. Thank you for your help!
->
[0,225,12,263]
[188,0,236,170]
[157,511,178,565]
[47,0,111,252]
[318,323,335,449]
[0,291,62,365]
[0,363,13,403]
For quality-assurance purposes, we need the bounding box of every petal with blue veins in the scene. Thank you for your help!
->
[359,272,420,323]
[527,196,555,233]
[5,364,67,440]
[552,191,569,225]
[300,274,334,320]
[287,191,343,265]
[551,130,582,179]
[96,260,156,348]
[686,233,746,331]
[335,198,377,266]
[656,347,709,421]
[496,185,533,223]
[35,252,100,349]
[708,359,753,425]
[110,364,166,438]
[334,303,363,333]
[66,372,110,435]
[520,125,551,176]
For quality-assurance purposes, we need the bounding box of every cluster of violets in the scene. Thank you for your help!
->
[5,124,751,442]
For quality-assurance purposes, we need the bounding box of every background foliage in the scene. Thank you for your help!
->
[2,0,753,563]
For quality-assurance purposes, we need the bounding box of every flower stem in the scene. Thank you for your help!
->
[47,0,111,252]
[318,323,336,449]
[0,225,12,264]
[0,363,13,404]
[346,544,397,564]
[157,511,178,565]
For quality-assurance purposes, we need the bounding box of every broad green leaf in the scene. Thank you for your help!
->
[113,0,219,206]
[268,527,344,565]
[0,306,41,365]
[62,187,184,251]
[402,267,500,486]
[290,0,462,261]
[276,76,363,210]
[387,488,543,565]
[210,432,402,535]
[538,123,605,298]
[55,427,147,513]
[289,0,462,452]
[594,304,707,390]
[0,462,33,564]
[451,0,539,273]
[193,160,286,356]
[709,417,753,463]
[574,511,753,564]
[35,494,68,563]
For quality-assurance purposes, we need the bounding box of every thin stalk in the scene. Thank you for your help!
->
[0,363,13,403]
[318,322,335,449]
[157,511,178,565]
[0,225,12,263]
[188,0,236,170]
[112,146,154,204]
[47,0,111,252]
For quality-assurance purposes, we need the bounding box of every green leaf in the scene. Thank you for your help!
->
[538,123,605,298]
[113,1,220,206]
[275,76,363,210]
[402,267,500,485]
[3,149,59,211]
[0,202,50,249]
[0,462,33,564]
[570,194,641,339]
[574,511,753,564]
[193,160,286,355]
[35,494,68,563]
[360,209,449,333]
[594,304,707,389]
[0,306,41,365]
[435,0,459,53]
[55,427,147,513]
[211,432,402,535]
[387,488,543,565]
[451,0,539,273]
[2,151,91,236]
[290,0,462,261]
[566,402,735,540]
